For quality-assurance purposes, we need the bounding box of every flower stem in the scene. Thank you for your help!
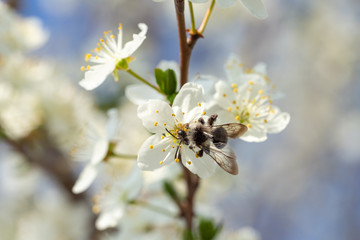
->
[188,1,197,34]
[198,0,216,35]
[126,69,162,93]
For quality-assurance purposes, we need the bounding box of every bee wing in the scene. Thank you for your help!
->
[203,143,238,175]
[217,123,248,138]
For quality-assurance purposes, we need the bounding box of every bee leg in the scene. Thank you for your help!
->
[198,117,205,125]
[207,114,218,127]
[197,149,204,157]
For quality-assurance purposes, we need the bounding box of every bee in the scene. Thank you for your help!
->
[167,114,247,175]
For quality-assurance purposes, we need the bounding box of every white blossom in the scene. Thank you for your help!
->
[137,83,218,178]
[93,166,143,230]
[213,55,290,142]
[72,109,119,194]
[79,23,148,90]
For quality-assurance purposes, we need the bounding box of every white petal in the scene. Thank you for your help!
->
[181,146,217,178]
[72,164,99,194]
[123,166,143,200]
[240,0,268,19]
[137,99,176,133]
[121,23,148,57]
[214,81,236,110]
[106,108,119,140]
[253,62,267,75]
[241,128,267,142]
[91,138,108,165]
[266,107,290,134]
[216,0,237,8]
[172,83,205,123]
[79,62,116,90]
[125,84,165,105]
[137,134,177,171]
[96,206,124,230]
[224,54,244,83]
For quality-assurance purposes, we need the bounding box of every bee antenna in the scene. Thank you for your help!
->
[165,128,178,139]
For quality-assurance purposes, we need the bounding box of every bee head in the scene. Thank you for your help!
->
[177,130,187,138]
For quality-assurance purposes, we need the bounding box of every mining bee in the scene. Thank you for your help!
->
[167,114,247,175]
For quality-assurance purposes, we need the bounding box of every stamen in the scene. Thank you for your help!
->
[232,100,236,104]
[162,149,165,152]
[149,145,154,149]
[174,158,180,163]
[154,122,158,126]
[182,112,185,115]
[172,113,175,117]
[249,80,254,85]
[264,119,268,123]
[258,89,264,95]
[202,111,206,115]
[86,65,91,70]
[231,83,237,88]
[85,53,92,62]
[159,161,164,165]
[187,161,191,165]
[198,102,201,107]
[80,66,85,71]
[161,135,165,139]
[233,88,238,93]
[223,93,227,97]
[228,107,232,112]
[235,115,240,121]
[155,110,159,113]
[269,99,273,104]
[163,123,166,126]
[247,123,252,128]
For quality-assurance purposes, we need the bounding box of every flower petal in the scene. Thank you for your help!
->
[106,108,119,141]
[91,138,108,165]
[79,62,116,90]
[241,127,267,142]
[240,0,268,19]
[172,83,205,123]
[138,99,176,133]
[121,23,148,58]
[72,164,99,194]
[96,206,124,230]
[214,80,236,110]
[266,107,290,134]
[137,134,177,171]
[181,146,217,178]
[125,84,165,105]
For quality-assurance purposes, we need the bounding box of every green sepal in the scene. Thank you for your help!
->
[167,92,178,105]
[154,68,177,96]
[198,218,223,240]
[117,58,129,70]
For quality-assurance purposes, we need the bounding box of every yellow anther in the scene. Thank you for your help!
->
[161,135,165,139]
[159,161,164,165]
[178,123,182,127]
[182,112,185,115]
[92,205,100,214]
[198,102,201,107]
[264,119,268,123]
[110,35,115,39]
[247,123,252,128]
[95,56,99,60]
[261,96,266,99]
[271,110,275,114]
[245,112,250,116]
[231,83,237,88]
[175,158,180,163]
[118,23,123,30]
[184,127,187,132]
[173,139,177,143]
[269,99,273,104]
[233,88,238,93]
[202,111,206,115]
[95,47,101,52]
[162,149,165,152]
[155,110,159,113]
[80,66,85,71]
[236,106,240,110]
[163,123,167,126]
[232,100,236,104]
[187,161,191,165]
[256,113,260,117]
[85,53,92,62]
[223,93,227,97]
[249,80,254,85]
[172,145,175,148]
[150,145,154,149]
[172,113,175,117]
[100,38,104,42]
[228,107,232,112]
[258,89,264,95]
[195,154,199,158]
[154,122,158,126]
[238,63,244,67]
[86,65,91,70]
[235,115,240,121]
